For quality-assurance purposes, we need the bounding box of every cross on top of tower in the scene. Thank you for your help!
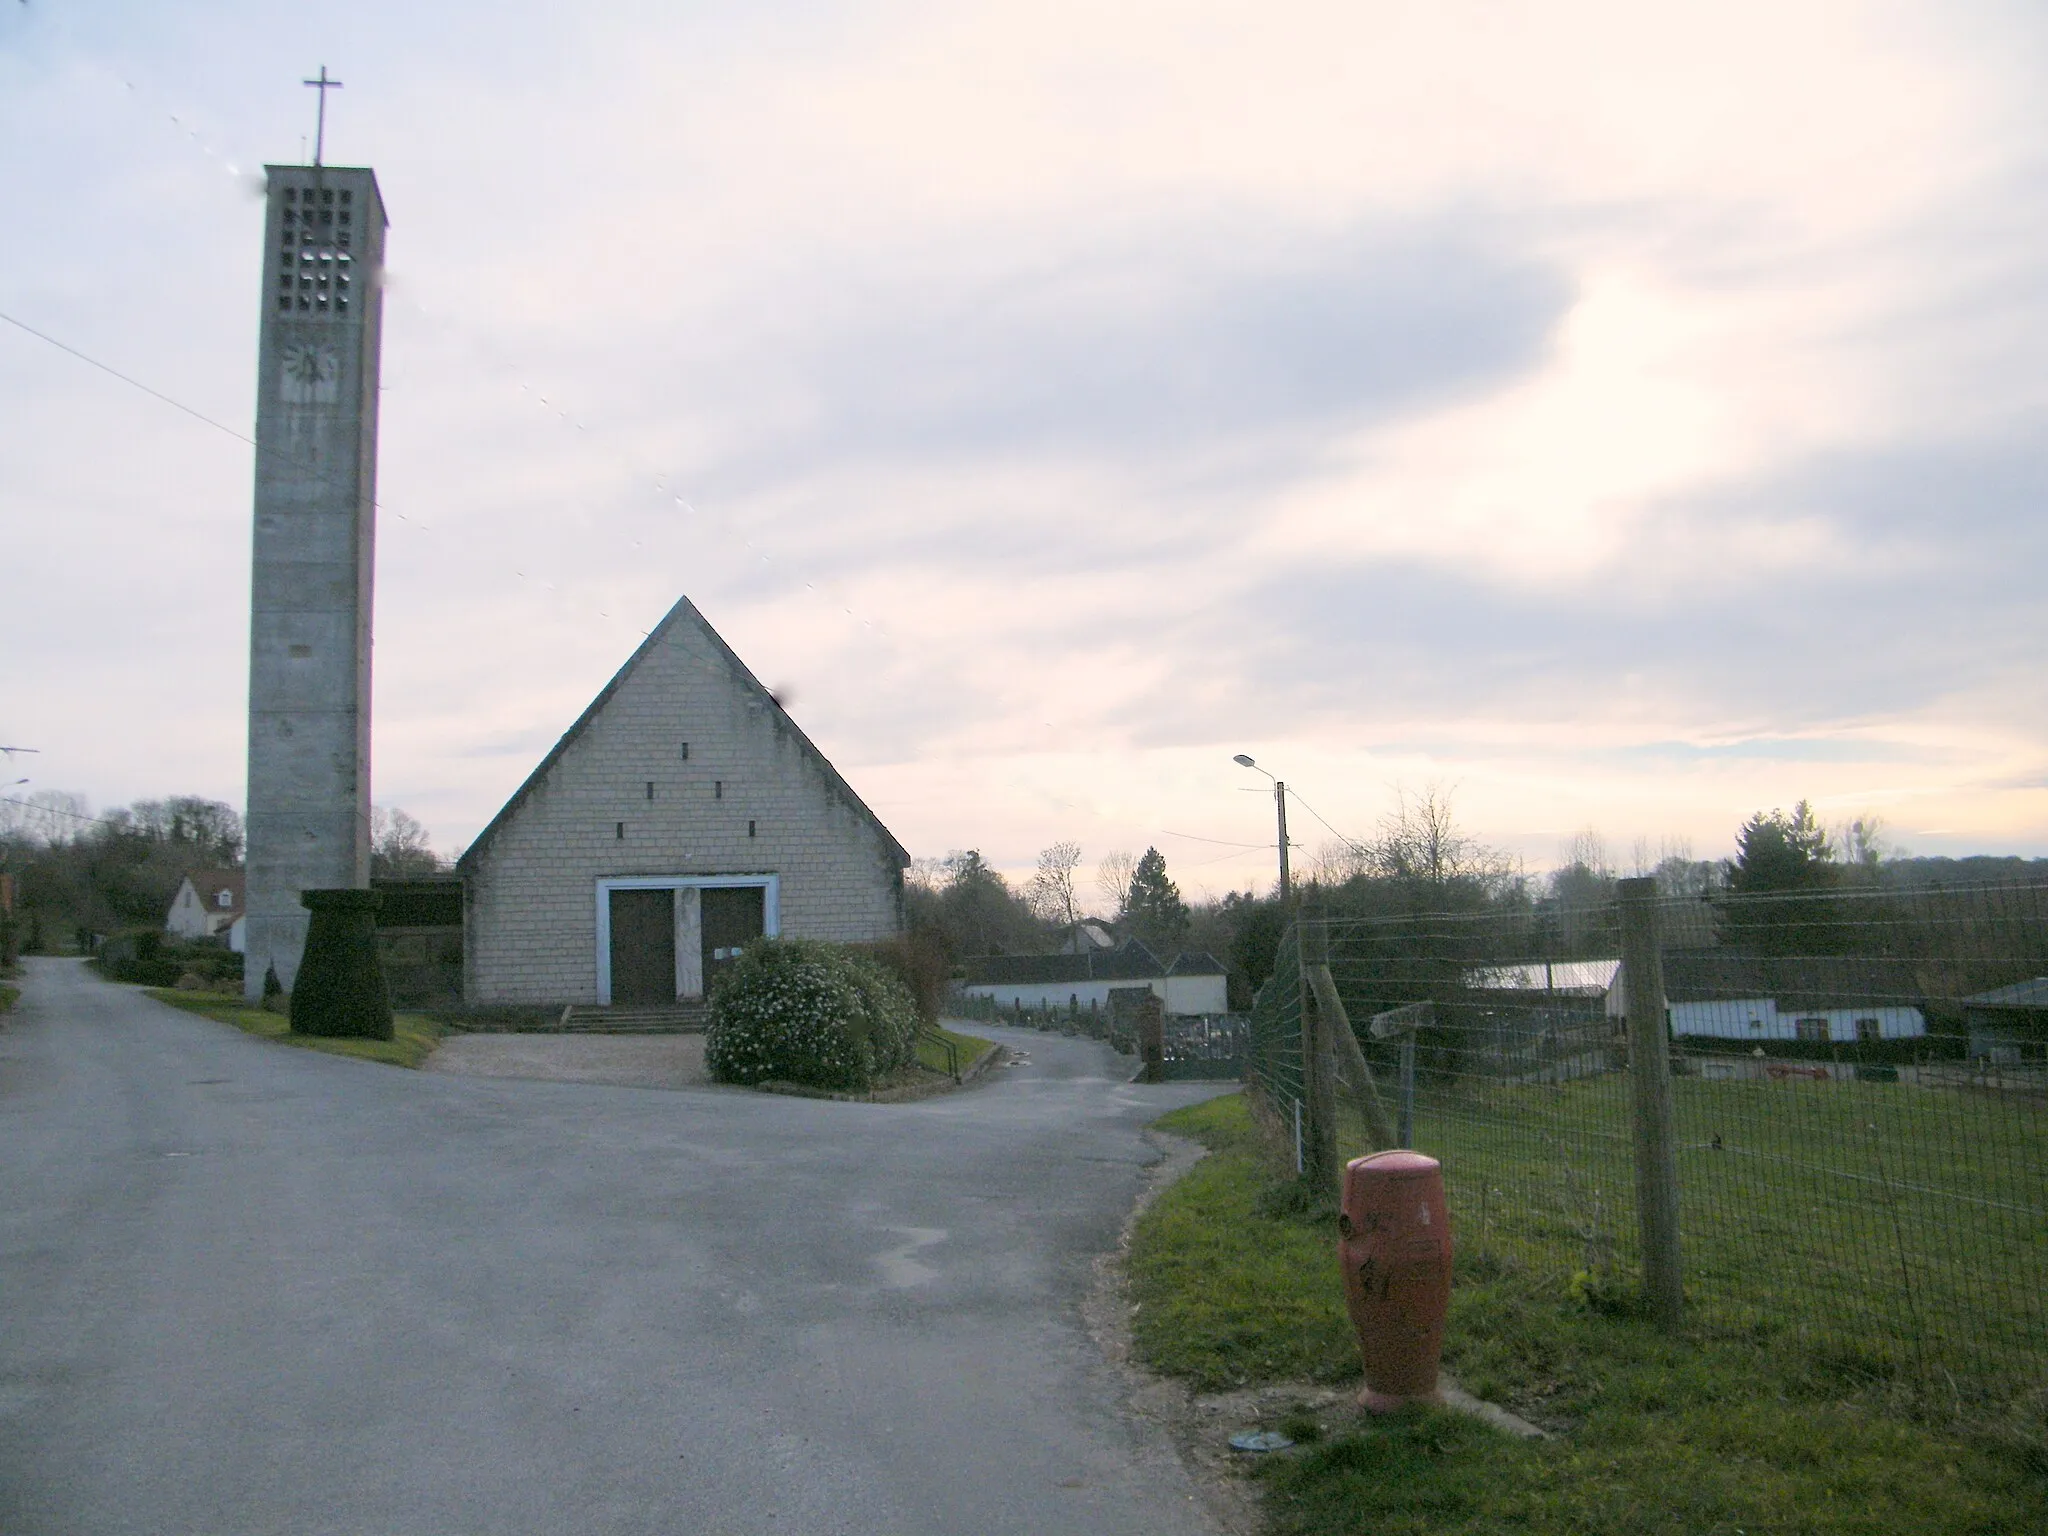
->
[302,66,343,166]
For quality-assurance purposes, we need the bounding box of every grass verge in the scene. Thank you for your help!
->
[0,982,18,1015]
[144,987,443,1068]
[1128,1092,2048,1536]
[918,1025,996,1077]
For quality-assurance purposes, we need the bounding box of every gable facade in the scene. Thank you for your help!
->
[166,871,245,940]
[458,598,909,1007]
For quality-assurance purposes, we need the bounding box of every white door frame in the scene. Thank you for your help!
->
[594,874,780,1005]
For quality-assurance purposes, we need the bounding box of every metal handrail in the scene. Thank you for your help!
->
[919,1026,960,1082]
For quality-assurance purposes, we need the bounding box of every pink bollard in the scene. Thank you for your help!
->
[1338,1150,1453,1412]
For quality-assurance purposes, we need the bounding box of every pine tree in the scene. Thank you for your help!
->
[1123,847,1189,951]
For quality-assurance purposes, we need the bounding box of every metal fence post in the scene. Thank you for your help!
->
[1619,876,1683,1327]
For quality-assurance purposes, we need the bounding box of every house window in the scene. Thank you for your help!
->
[1856,1017,1880,1043]
[218,889,234,908]
[1748,1017,1763,1033]
[1796,1017,1827,1043]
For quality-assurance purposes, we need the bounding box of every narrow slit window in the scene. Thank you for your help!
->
[615,822,625,840]
[748,821,757,839]
[679,742,689,760]
[645,781,654,800]
[714,780,722,799]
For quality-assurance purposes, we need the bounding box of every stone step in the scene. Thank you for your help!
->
[557,1002,710,1034]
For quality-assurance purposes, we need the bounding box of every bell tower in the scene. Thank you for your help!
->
[242,155,388,999]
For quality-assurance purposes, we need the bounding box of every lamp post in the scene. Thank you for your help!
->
[1232,754,1290,904]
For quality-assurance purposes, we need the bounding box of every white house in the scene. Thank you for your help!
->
[457,595,910,1009]
[963,943,1230,1017]
[1665,997,1925,1045]
[165,871,244,941]
[1472,954,1927,1047]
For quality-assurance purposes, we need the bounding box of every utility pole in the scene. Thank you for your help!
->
[1232,754,1292,904]
[1274,779,1291,904]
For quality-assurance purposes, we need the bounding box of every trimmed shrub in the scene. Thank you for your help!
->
[706,938,917,1092]
[290,889,394,1040]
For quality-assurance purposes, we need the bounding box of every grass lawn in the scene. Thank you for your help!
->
[918,1025,996,1077]
[145,987,443,1068]
[1129,1092,2048,1536]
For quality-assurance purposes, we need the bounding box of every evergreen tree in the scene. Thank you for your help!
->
[1123,847,1189,951]
[1730,801,1834,896]
[1721,800,1851,954]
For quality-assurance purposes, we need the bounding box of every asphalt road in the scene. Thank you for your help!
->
[0,959,1233,1535]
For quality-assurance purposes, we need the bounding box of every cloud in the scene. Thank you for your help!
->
[695,218,1569,477]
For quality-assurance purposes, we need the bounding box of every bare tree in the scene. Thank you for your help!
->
[1836,815,1896,871]
[370,806,442,877]
[1367,783,1515,888]
[1027,841,1083,928]
[906,855,951,894]
[1095,849,1138,920]
[1560,828,1612,879]
[1309,838,1372,887]
[15,790,90,846]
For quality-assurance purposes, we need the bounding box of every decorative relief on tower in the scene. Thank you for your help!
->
[273,182,360,318]
[280,342,342,404]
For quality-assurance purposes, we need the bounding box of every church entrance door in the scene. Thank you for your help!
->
[701,886,766,993]
[608,888,676,1005]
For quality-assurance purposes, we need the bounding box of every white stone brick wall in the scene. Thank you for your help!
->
[464,617,906,1005]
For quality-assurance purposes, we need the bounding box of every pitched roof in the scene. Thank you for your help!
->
[457,594,909,873]
[184,870,245,910]
[1963,977,2048,1010]
[1466,959,1621,995]
[964,942,1226,987]
[1659,951,1926,1011]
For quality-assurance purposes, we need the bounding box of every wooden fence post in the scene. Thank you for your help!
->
[1136,992,1166,1083]
[1619,876,1683,1327]
[1297,917,1341,1191]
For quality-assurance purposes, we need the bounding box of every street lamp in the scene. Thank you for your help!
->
[1232,754,1291,904]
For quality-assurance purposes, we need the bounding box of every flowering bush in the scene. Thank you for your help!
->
[841,953,921,1074]
[706,938,918,1092]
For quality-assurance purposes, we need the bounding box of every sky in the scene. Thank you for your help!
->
[3,0,2046,900]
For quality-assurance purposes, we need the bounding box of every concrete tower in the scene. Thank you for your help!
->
[242,162,388,999]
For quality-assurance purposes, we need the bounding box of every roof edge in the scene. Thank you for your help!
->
[457,595,910,875]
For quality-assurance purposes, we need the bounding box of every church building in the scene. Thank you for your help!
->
[457,597,909,1009]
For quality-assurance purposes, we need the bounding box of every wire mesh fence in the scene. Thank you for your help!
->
[1246,879,2048,1426]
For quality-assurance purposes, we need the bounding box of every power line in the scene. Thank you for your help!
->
[0,309,259,451]
[1285,785,1368,854]
[0,795,116,828]
[1159,829,1273,850]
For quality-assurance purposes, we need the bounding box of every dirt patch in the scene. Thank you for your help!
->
[425,1033,710,1090]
